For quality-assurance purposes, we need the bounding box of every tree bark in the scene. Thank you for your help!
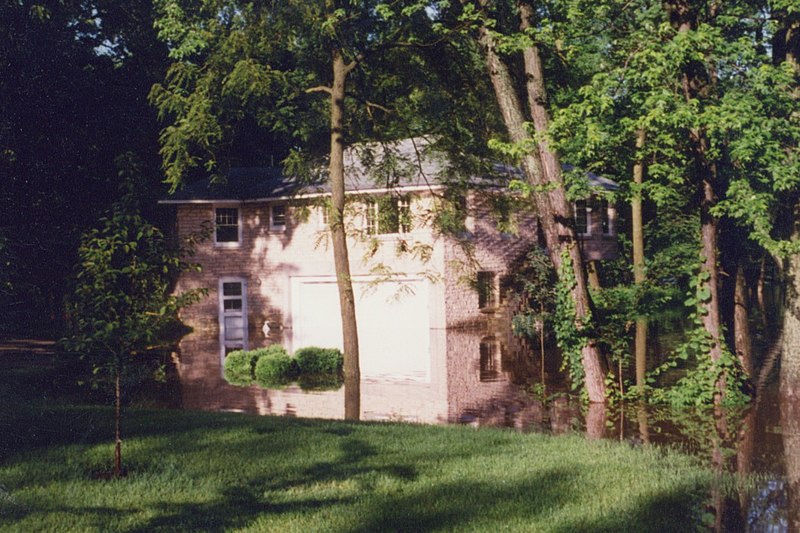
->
[329,48,361,420]
[734,262,753,378]
[665,0,725,372]
[474,0,607,403]
[517,1,607,403]
[779,0,800,407]
[783,394,800,532]
[115,361,122,478]
[631,129,647,393]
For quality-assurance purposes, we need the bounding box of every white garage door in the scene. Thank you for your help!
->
[290,276,430,381]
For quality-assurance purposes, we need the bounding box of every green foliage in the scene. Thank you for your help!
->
[510,248,556,343]
[553,250,588,392]
[64,196,206,374]
[253,346,297,389]
[294,346,344,375]
[294,346,344,391]
[646,266,750,408]
[223,349,258,387]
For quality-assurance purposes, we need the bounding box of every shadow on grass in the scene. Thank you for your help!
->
[124,435,416,533]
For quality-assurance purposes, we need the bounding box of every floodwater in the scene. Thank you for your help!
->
[176,320,797,532]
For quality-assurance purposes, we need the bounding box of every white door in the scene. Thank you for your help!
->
[291,276,430,381]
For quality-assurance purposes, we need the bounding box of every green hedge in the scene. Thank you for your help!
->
[294,347,343,375]
[223,349,258,387]
[223,345,343,391]
[294,347,344,391]
[254,346,297,389]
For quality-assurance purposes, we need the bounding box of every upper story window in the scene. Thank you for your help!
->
[599,199,612,235]
[574,200,590,236]
[366,196,411,235]
[477,271,498,310]
[215,206,241,246]
[270,204,287,232]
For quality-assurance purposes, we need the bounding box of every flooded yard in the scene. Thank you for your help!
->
[174,320,798,532]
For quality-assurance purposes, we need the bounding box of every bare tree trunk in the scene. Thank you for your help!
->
[475,3,606,403]
[734,262,753,378]
[782,232,800,402]
[115,362,122,478]
[699,173,725,366]
[632,129,647,393]
[586,261,601,291]
[783,394,800,532]
[779,1,800,410]
[329,48,361,420]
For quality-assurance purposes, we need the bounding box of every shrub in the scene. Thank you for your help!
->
[254,346,297,388]
[294,347,343,391]
[294,347,343,375]
[223,349,257,387]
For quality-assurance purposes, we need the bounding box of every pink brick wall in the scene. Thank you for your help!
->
[171,191,616,416]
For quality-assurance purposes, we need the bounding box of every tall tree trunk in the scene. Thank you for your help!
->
[734,262,753,379]
[114,360,122,478]
[475,2,606,403]
[782,227,800,401]
[783,395,800,532]
[632,129,647,392]
[329,48,361,420]
[779,0,800,407]
[666,0,726,376]
[698,169,724,366]
[519,1,607,402]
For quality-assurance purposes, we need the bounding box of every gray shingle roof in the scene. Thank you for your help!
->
[159,138,618,204]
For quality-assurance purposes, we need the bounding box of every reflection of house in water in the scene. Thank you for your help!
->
[162,139,618,422]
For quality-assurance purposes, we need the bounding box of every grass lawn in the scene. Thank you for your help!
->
[0,352,711,532]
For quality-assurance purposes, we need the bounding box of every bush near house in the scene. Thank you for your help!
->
[224,345,343,390]
[295,347,344,391]
[223,349,259,387]
[253,346,297,388]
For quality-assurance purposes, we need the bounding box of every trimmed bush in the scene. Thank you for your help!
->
[223,349,257,387]
[254,346,297,388]
[294,347,344,391]
[294,347,343,375]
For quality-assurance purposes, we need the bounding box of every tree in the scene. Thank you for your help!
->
[66,191,205,477]
[447,0,608,402]
[0,1,172,335]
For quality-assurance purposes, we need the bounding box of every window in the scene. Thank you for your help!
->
[599,199,612,235]
[219,278,247,362]
[270,204,286,231]
[320,205,330,227]
[479,337,502,382]
[477,271,497,310]
[574,200,590,236]
[215,206,241,246]
[366,196,411,235]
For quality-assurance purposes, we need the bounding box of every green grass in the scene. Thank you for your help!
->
[0,354,711,532]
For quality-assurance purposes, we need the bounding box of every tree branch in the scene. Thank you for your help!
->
[306,85,333,95]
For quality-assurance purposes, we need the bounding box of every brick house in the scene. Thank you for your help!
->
[162,140,619,420]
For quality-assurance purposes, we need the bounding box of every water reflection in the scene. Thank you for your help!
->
[177,323,797,532]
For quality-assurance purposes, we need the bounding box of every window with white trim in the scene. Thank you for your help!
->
[366,196,411,235]
[219,278,247,362]
[574,200,590,236]
[215,206,241,246]
[270,204,286,232]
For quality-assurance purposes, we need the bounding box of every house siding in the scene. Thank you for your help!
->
[171,190,615,414]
